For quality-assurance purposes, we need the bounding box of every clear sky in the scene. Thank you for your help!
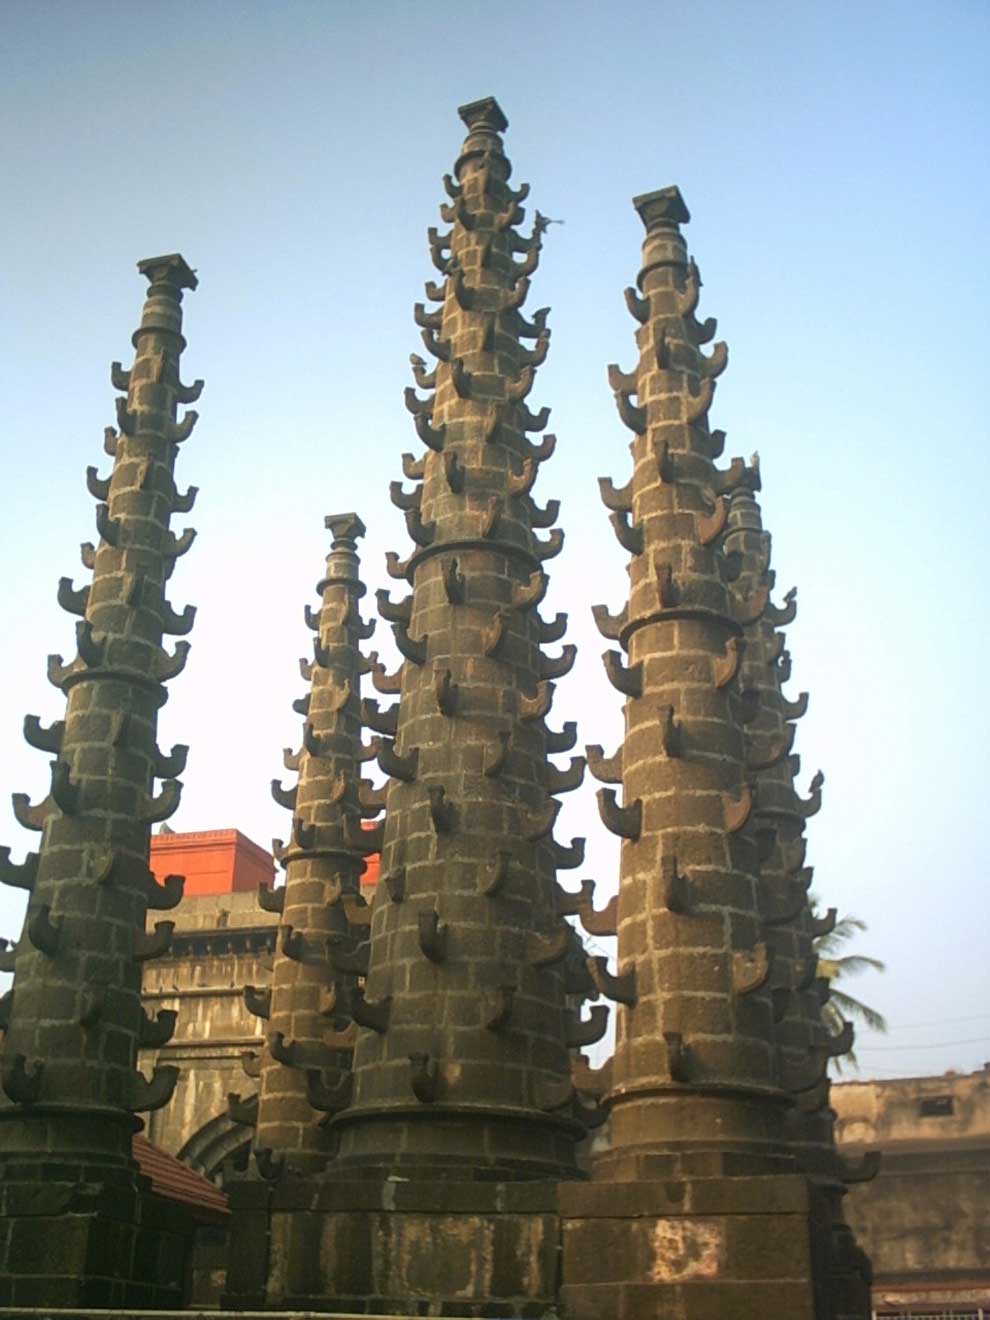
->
[1,0,987,1082]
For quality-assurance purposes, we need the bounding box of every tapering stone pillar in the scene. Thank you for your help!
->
[0,255,202,1309]
[589,188,783,1176]
[250,513,376,1175]
[724,485,834,1144]
[726,485,876,1318]
[560,194,870,1319]
[333,95,588,1184]
[228,98,588,1319]
[223,515,383,1310]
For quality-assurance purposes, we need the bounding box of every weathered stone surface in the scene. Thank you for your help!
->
[251,515,374,1176]
[0,255,203,1307]
[561,1174,822,1319]
[332,96,586,1182]
[225,1176,560,1316]
[575,191,871,1316]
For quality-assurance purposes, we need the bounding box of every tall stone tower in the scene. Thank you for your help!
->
[0,255,201,1308]
[333,94,589,1184]
[559,191,870,1318]
[590,186,784,1178]
[225,97,596,1318]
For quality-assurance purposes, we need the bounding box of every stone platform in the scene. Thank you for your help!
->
[559,1174,832,1320]
[223,1178,561,1317]
[0,1312,480,1320]
[0,1122,195,1312]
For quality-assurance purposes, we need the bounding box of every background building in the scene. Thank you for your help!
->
[140,828,379,1176]
[833,1069,990,1318]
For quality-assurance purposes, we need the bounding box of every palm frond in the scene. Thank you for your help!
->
[822,1001,846,1035]
[814,916,868,956]
[829,989,888,1033]
[831,915,867,937]
[807,899,887,1057]
[829,954,886,977]
[829,1046,859,1076]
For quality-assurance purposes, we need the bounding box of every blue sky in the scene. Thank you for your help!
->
[1,0,987,1080]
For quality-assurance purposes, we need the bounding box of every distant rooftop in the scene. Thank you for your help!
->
[149,827,380,897]
[133,1132,227,1221]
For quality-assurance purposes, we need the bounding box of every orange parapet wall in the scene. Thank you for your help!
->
[360,845,380,899]
[149,829,275,896]
[149,827,380,898]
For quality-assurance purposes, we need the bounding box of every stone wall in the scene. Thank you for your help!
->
[139,889,275,1174]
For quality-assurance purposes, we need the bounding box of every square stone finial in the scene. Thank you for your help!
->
[325,512,367,543]
[136,253,198,291]
[632,187,691,232]
[458,96,508,135]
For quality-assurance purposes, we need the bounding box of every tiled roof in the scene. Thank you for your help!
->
[133,1132,229,1221]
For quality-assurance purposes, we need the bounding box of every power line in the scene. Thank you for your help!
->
[857,1036,989,1053]
[887,1012,990,1029]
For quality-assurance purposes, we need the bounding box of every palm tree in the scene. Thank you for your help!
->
[810,898,887,1073]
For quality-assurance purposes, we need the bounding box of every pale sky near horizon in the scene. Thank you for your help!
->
[1,0,987,1082]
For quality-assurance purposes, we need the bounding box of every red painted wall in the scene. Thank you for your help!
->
[149,828,379,899]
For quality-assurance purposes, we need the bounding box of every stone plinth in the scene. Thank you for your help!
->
[223,1178,559,1317]
[0,1111,194,1309]
[560,1174,831,1320]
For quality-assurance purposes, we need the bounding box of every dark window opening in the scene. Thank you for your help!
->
[918,1094,954,1117]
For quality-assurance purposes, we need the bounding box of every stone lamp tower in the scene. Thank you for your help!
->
[559,191,873,1319]
[0,255,201,1308]
[222,514,385,1307]
[224,97,603,1319]
[725,484,876,1316]
[334,95,596,1184]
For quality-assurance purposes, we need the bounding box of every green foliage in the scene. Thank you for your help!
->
[810,898,887,1073]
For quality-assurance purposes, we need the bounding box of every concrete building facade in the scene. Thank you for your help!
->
[834,1069,990,1318]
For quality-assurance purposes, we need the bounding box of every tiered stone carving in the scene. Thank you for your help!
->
[726,484,876,1315]
[233,515,378,1177]
[588,188,786,1175]
[331,96,592,1180]
[0,254,201,1308]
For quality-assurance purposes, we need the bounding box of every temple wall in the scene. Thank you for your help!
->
[140,889,275,1172]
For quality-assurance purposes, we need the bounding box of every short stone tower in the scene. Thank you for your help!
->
[239,513,378,1176]
[223,516,385,1309]
[0,255,201,1308]
[725,484,876,1316]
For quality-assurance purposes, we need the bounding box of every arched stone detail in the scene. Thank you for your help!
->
[177,1110,251,1182]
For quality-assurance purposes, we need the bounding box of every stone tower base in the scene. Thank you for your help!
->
[223,1176,561,1316]
[0,1161,194,1310]
[0,1108,197,1310]
[559,1175,839,1320]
